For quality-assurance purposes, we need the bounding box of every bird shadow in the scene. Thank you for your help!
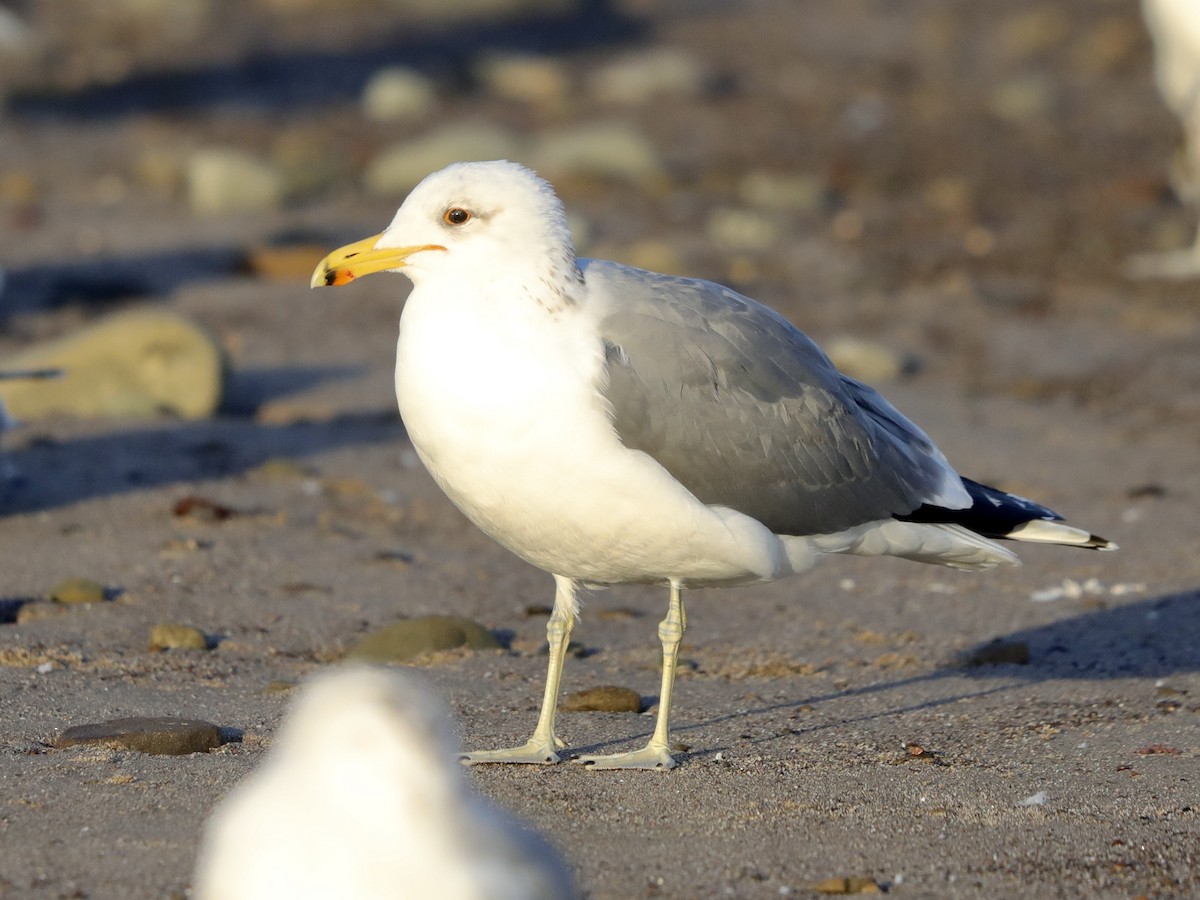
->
[564,590,1200,761]
[6,1,641,120]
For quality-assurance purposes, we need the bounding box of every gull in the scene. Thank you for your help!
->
[1128,0,1200,278]
[193,667,576,899]
[311,160,1115,770]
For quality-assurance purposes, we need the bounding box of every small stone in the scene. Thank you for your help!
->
[16,601,69,623]
[588,48,708,105]
[345,615,501,663]
[813,876,882,895]
[48,577,106,605]
[622,239,683,276]
[965,639,1031,667]
[988,74,1057,122]
[738,170,824,213]
[533,122,666,185]
[187,148,284,215]
[706,207,779,252]
[361,67,437,123]
[365,125,524,197]
[561,685,643,713]
[242,243,328,282]
[475,53,570,107]
[263,680,298,695]
[824,336,909,383]
[173,495,235,522]
[55,716,222,755]
[148,623,209,652]
[0,308,225,420]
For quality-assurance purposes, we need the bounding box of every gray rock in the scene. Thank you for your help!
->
[187,148,285,215]
[365,125,524,196]
[345,615,501,663]
[533,122,665,185]
[589,48,709,105]
[361,67,437,123]
[0,308,226,420]
[55,717,223,755]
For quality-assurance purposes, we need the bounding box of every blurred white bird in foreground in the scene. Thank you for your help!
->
[193,667,576,900]
[1129,0,1200,277]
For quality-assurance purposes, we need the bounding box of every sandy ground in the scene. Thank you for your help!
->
[2,1,1200,897]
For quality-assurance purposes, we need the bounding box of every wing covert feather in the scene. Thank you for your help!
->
[587,260,967,535]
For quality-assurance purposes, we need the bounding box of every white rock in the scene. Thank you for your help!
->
[533,121,665,184]
[0,310,224,420]
[187,149,284,215]
[365,125,524,197]
[361,67,437,123]
[738,171,824,213]
[706,207,779,252]
[475,53,571,107]
[589,48,708,105]
[194,667,576,900]
[824,336,909,383]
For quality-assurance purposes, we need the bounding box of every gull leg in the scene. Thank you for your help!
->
[576,581,685,770]
[461,575,576,765]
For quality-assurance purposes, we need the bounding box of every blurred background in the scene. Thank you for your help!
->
[0,0,1194,445]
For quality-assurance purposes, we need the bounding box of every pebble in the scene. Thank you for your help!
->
[965,639,1031,667]
[533,122,665,185]
[345,614,501,663]
[588,48,708,105]
[988,74,1057,122]
[824,336,909,383]
[186,148,285,215]
[706,207,779,252]
[365,125,523,197]
[738,170,824,213]
[148,623,209,652]
[241,242,328,282]
[361,67,437,123]
[15,601,68,623]
[475,53,571,108]
[0,308,225,420]
[48,577,106,605]
[561,685,643,713]
[55,716,223,755]
[813,876,882,895]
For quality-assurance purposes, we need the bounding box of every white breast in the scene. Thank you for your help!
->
[393,278,785,586]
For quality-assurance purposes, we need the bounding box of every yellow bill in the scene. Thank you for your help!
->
[310,234,445,288]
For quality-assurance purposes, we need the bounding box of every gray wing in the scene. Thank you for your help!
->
[585,259,969,536]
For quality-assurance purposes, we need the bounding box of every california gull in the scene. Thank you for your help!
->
[311,160,1115,770]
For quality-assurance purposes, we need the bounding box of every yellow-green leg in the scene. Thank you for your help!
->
[461,576,575,765]
[576,581,685,770]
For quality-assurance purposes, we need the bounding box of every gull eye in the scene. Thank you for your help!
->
[443,207,471,226]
